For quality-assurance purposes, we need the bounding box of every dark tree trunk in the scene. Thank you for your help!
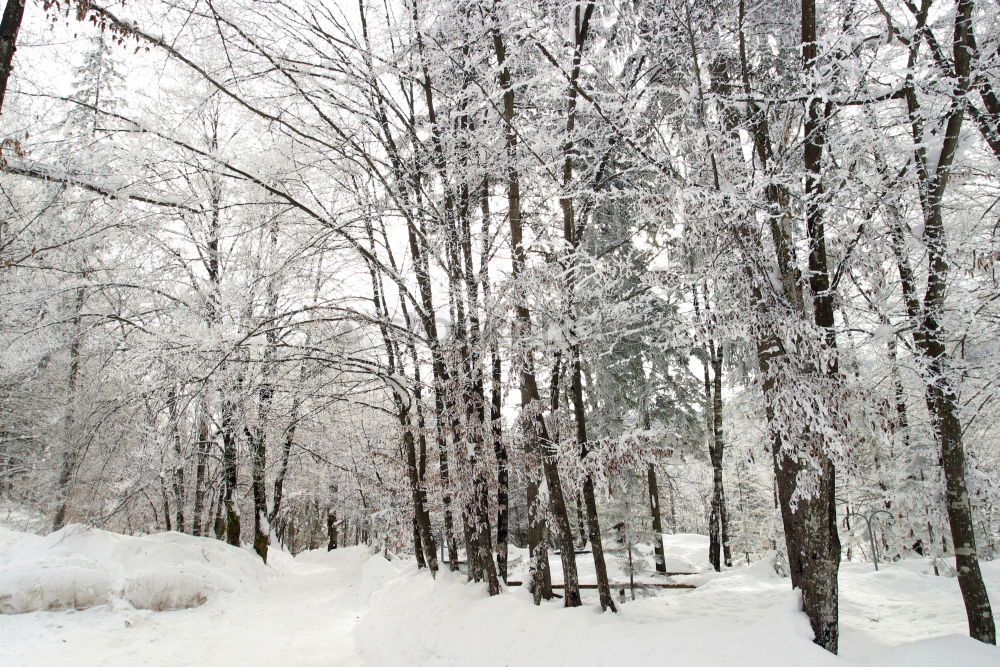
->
[712,353,732,567]
[414,13,499,595]
[194,141,223,539]
[526,461,552,599]
[363,212,439,575]
[490,18,575,603]
[404,423,438,573]
[895,0,995,644]
[327,509,338,550]
[250,419,269,562]
[212,481,226,541]
[160,474,172,532]
[550,2,610,611]
[270,389,300,527]
[413,520,425,568]
[0,0,25,114]
[53,285,85,532]
[705,345,730,570]
[711,1,844,650]
[492,348,509,581]
[695,287,730,572]
[703,353,721,573]
[571,351,616,612]
[220,389,241,548]
[648,463,666,574]
[481,186,509,583]
[168,386,186,534]
[191,405,212,536]
[576,495,586,547]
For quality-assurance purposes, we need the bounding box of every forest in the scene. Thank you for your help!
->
[0,0,998,661]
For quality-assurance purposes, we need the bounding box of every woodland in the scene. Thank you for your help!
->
[0,0,998,657]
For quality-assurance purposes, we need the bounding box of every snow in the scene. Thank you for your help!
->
[0,524,272,613]
[1,525,997,666]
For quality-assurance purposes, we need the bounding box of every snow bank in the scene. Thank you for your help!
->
[859,634,1000,667]
[510,533,711,588]
[657,533,711,572]
[0,524,272,614]
[357,562,842,666]
[355,546,1000,666]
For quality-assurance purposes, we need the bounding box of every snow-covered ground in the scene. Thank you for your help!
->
[1,523,997,666]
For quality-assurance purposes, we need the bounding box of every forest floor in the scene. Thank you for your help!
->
[1,515,998,666]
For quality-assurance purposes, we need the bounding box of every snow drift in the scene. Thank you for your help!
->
[0,524,272,613]
[0,526,997,666]
[355,535,1000,666]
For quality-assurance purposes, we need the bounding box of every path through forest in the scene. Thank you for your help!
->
[2,525,999,666]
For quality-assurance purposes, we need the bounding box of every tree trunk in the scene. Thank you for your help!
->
[492,348,509,582]
[0,0,25,114]
[413,520,425,568]
[703,352,721,573]
[160,473,172,532]
[712,352,732,567]
[270,392,298,527]
[327,509,338,551]
[250,418,269,562]
[363,215,438,574]
[694,288,729,571]
[220,387,241,548]
[53,285,85,531]
[705,343,731,570]
[481,181,509,584]
[648,463,666,573]
[490,18,569,603]
[191,404,212,536]
[896,0,995,644]
[168,386,186,534]
[571,350,616,611]
[212,481,226,541]
[404,421,438,573]
[550,1,609,610]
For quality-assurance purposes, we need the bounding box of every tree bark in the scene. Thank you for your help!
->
[327,508,338,551]
[481,179,509,583]
[571,350,615,611]
[647,462,666,573]
[0,0,25,114]
[552,1,611,610]
[190,410,210,536]
[168,386,186,533]
[896,0,995,644]
[270,391,298,526]
[219,385,241,548]
[490,18,562,602]
[52,284,85,531]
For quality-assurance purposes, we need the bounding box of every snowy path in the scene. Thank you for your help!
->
[0,551,369,667]
[2,526,999,667]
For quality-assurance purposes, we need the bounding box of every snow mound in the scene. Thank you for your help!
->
[356,564,842,667]
[0,524,272,614]
[120,569,208,611]
[860,634,1000,666]
[0,557,113,612]
[659,533,710,572]
[355,547,1000,666]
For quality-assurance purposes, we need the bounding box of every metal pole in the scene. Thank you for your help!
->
[848,510,895,571]
[847,512,875,570]
[868,510,894,572]
[867,516,879,571]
